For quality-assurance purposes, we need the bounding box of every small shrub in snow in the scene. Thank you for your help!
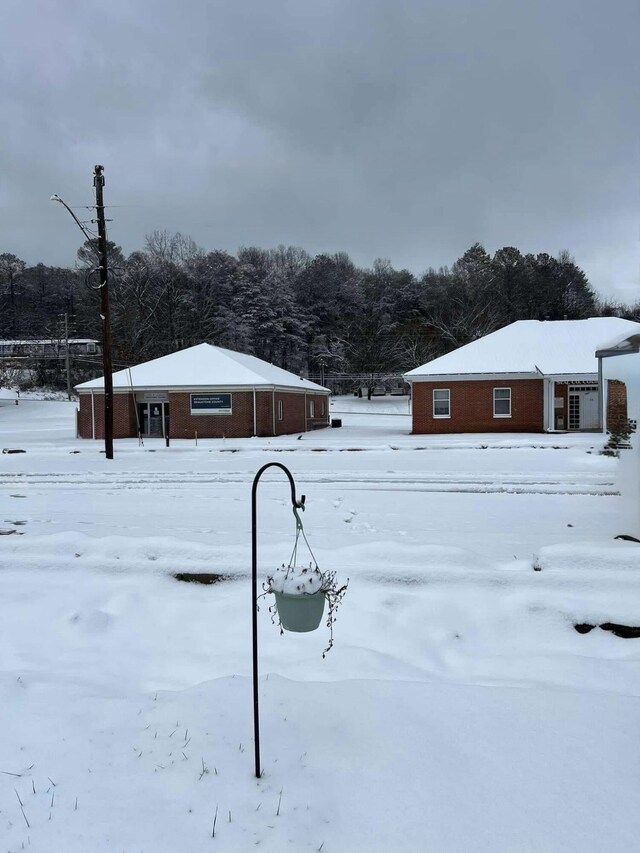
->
[602,416,635,457]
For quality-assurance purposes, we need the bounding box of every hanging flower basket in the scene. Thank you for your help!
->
[261,493,349,654]
[268,563,327,632]
[265,563,348,653]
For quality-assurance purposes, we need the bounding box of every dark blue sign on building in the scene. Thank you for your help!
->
[190,393,232,415]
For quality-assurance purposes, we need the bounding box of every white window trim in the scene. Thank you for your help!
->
[277,400,283,421]
[493,387,512,418]
[432,388,451,418]
[309,400,315,418]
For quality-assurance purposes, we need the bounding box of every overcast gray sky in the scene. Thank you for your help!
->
[2,0,638,300]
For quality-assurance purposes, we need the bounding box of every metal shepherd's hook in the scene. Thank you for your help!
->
[251,463,305,778]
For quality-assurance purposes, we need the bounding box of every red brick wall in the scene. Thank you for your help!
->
[274,390,305,435]
[169,391,255,438]
[172,390,330,437]
[607,380,627,430]
[309,393,330,430]
[272,392,329,435]
[78,395,92,438]
[78,389,330,439]
[411,379,544,433]
[78,392,137,439]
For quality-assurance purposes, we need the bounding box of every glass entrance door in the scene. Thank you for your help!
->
[148,403,163,435]
[568,386,599,430]
[137,402,168,437]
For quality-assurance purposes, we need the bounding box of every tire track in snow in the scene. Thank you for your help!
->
[0,470,618,496]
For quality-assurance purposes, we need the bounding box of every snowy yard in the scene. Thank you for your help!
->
[1,396,639,851]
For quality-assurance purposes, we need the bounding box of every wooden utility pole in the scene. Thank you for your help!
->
[63,312,71,401]
[93,165,114,459]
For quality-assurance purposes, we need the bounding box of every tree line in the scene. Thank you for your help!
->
[0,234,631,390]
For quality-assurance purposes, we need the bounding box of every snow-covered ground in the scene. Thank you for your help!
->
[1,397,639,851]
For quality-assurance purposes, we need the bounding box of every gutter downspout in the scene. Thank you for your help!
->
[253,388,257,437]
[91,390,96,439]
[272,388,276,436]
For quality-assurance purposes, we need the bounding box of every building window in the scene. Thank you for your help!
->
[320,399,325,416]
[493,388,511,417]
[433,389,450,418]
[86,342,97,354]
[278,400,283,421]
[309,400,315,418]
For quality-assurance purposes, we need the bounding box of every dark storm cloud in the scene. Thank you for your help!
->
[1,0,638,298]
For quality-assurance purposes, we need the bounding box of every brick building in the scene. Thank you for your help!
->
[404,318,640,435]
[75,344,330,440]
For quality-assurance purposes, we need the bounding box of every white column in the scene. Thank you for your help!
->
[599,358,606,433]
[602,353,640,535]
[543,378,555,431]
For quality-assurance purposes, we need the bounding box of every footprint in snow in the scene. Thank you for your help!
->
[69,609,112,633]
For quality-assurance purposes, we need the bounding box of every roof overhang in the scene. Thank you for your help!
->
[545,373,598,383]
[596,336,640,359]
[403,371,601,383]
[403,372,540,383]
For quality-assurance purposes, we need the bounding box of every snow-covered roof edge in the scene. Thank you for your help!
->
[74,343,330,393]
[403,318,640,379]
[77,382,330,394]
[403,371,599,383]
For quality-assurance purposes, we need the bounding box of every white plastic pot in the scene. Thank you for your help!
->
[273,590,325,632]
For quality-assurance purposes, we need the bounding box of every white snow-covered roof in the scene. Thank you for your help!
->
[404,319,640,379]
[75,343,330,393]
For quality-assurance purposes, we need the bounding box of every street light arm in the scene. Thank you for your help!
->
[50,194,94,242]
